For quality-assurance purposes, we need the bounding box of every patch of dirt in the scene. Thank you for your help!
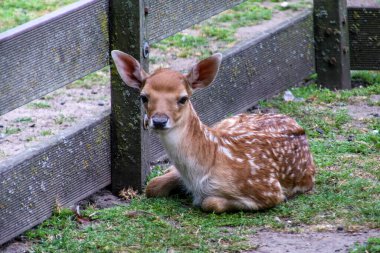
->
[247,229,380,253]
[0,241,32,253]
[370,94,380,103]
[331,94,380,130]
[347,0,380,7]
[76,189,129,209]
[236,6,302,41]
[346,104,380,120]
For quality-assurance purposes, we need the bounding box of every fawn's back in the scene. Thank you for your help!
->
[208,113,315,209]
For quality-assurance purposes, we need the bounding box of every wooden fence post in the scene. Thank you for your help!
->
[109,0,150,193]
[314,0,351,89]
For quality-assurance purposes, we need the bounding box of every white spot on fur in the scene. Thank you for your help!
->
[236,158,244,163]
[271,162,279,169]
[204,129,218,143]
[222,138,232,145]
[219,146,233,159]
[262,191,275,197]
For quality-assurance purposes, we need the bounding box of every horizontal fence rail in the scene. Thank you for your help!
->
[0,110,111,245]
[150,11,315,160]
[0,0,109,116]
[348,8,380,70]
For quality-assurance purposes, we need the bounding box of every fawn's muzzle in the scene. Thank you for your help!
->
[152,114,169,129]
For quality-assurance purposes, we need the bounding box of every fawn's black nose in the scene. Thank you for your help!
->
[152,114,169,129]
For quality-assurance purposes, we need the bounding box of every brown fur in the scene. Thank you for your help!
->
[111,51,316,213]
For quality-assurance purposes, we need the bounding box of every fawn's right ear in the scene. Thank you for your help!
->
[187,53,222,90]
[111,50,148,90]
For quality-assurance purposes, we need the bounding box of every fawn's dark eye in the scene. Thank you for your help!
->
[178,96,188,105]
[140,94,148,104]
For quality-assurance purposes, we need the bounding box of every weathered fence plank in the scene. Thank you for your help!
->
[314,0,351,89]
[147,0,246,43]
[348,8,380,70]
[0,0,109,116]
[150,11,315,160]
[0,110,111,245]
[109,0,150,193]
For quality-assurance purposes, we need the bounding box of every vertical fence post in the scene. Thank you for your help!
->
[109,0,150,193]
[314,0,351,89]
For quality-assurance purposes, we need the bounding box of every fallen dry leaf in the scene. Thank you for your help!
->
[119,187,138,200]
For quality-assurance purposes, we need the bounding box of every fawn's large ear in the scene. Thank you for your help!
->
[111,50,148,90]
[187,53,222,89]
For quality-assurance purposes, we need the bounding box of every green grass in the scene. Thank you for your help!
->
[201,26,235,42]
[216,2,272,27]
[0,0,77,32]
[66,67,110,89]
[352,70,380,85]
[153,34,208,51]
[26,202,257,252]
[350,237,380,253]
[14,117,33,123]
[40,130,53,136]
[28,101,51,109]
[54,114,76,125]
[146,165,168,183]
[25,78,380,252]
[4,127,21,135]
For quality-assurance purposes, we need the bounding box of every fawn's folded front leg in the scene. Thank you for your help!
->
[145,166,183,198]
[201,196,260,213]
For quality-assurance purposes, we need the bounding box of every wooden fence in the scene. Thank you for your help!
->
[0,0,379,245]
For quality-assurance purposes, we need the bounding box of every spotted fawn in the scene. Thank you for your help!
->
[112,50,315,213]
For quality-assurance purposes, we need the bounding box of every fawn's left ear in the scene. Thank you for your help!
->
[111,50,148,90]
[187,53,222,90]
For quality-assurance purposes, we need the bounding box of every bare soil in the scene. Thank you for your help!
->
[346,95,380,120]
[248,229,380,253]
[347,0,380,7]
